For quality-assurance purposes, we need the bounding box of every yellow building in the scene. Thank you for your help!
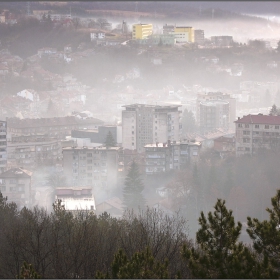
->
[174,27,194,43]
[132,24,153,39]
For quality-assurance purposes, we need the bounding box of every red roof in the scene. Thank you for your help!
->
[235,114,280,125]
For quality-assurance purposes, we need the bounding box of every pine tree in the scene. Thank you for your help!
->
[247,189,280,278]
[16,261,41,279]
[96,247,170,279]
[104,131,116,148]
[182,199,261,278]
[269,104,279,116]
[122,161,145,211]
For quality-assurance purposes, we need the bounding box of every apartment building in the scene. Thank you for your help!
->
[144,140,201,175]
[63,146,120,188]
[7,139,62,169]
[132,24,153,39]
[145,143,170,174]
[0,120,7,173]
[235,114,280,156]
[173,27,194,43]
[197,92,236,130]
[7,116,104,141]
[199,100,230,133]
[122,104,182,153]
[0,167,32,209]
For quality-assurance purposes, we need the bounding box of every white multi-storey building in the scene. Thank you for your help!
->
[122,104,182,153]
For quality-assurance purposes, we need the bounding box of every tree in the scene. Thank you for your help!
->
[16,261,41,279]
[104,131,116,148]
[122,161,145,210]
[247,189,280,278]
[182,199,261,278]
[181,109,197,134]
[269,104,280,116]
[96,247,170,279]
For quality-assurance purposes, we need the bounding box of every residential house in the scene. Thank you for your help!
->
[213,135,235,157]
[0,167,32,209]
[95,196,123,217]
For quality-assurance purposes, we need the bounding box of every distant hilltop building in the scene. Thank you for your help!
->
[122,104,182,153]
[194,29,205,45]
[173,26,194,43]
[132,23,153,39]
[162,24,196,44]
[211,36,233,47]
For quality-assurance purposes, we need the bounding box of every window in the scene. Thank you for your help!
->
[243,138,250,143]
[265,125,269,129]
[245,124,249,128]
[255,125,259,129]
[245,147,250,151]
[87,153,92,157]
[238,124,242,128]
[276,126,279,129]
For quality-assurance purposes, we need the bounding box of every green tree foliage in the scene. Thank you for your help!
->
[123,161,146,210]
[182,199,261,278]
[104,131,116,148]
[247,189,280,278]
[16,261,41,279]
[96,247,170,279]
[181,109,197,134]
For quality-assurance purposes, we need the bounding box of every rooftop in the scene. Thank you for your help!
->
[122,103,181,109]
[7,116,104,129]
[235,114,280,125]
[0,167,32,178]
[63,146,120,151]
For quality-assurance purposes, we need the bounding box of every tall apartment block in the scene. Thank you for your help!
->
[196,92,236,131]
[132,24,153,39]
[235,114,280,156]
[122,104,182,153]
[0,120,7,173]
[63,146,120,188]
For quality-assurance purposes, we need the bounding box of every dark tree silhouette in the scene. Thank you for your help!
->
[122,161,145,210]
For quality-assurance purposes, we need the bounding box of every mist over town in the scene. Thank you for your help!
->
[0,1,280,278]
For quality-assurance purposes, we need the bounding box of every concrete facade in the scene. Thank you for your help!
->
[235,114,280,156]
[122,104,182,153]
[62,146,120,189]
[0,167,32,209]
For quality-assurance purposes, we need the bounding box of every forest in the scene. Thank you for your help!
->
[1,188,280,279]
